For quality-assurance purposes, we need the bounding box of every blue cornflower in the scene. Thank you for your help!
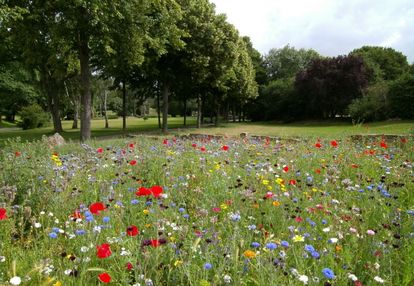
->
[49,232,58,239]
[145,201,153,206]
[281,241,289,248]
[265,242,278,250]
[311,251,320,259]
[75,229,86,236]
[178,208,185,213]
[322,268,335,279]
[251,242,260,248]
[85,215,94,222]
[102,216,110,223]
[204,263,212,270]
[304,244,315,252]
[131,199,139,205]
[322,219,327,225]
[183,214,190,219]
[52,227,60,232]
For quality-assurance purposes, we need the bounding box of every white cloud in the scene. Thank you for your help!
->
[210,0,414,63]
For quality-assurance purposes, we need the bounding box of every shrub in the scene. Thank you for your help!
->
[18,104,49,130]
[388,73,414,119]
[348,82,389,122]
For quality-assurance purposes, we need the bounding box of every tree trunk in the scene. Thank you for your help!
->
[162,81,170,133]
[232,103,236,122]
[197,94,202,128]
[183,97,187,126]
[214,101,220,127]
[122,80,127,132]
[157,92,161,129]
[79,28,91,142]
[72,101,79,129]
[242,105,246,122]
[46,81,63,133]
[225,101,229,123]
[104,90,109,128]
[238,105,242,122]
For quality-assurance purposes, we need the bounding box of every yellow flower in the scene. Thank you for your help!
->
[262,179,269,185]
[335,245,342,252]
[292,235,305,242]
[272,201,281,207]
[143,209,149,215]
[267,185,273,191]
[174,260,183,267]
[243,250,256,258]
[145,223,151,228]
[53,281,62,286]
[220,203,228,210]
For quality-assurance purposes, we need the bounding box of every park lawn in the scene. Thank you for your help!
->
[178,120,414,138]
[0,118,413,146]
[0,117,196,145]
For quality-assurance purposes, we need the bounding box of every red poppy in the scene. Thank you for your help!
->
[15,151,21,157]
[330,140,338,147]
[354,281,363,286]
[222,145,229,151]
[150,186,163,198]
[129,160,137,166]
[98,272,111,283]
[136,187,152,196]
[191,143,197,148]
[295,216,303,222]
[125,262,133,271]
[126,225,139,236]
[96,243,112,258]
[0,208,7,220]
[315,142,322,148]
[380,141,388,149]
[351,164,359,168]
[70,210,83,220]
[163,139,168,145]
[401,137,408,143]
[129,143,135,148]
[97,147,104,153]
[151,239,160,247]
[89,202,106,215]
[265,192,273,198]
[289,180,296,185]
[315,169,321,174]
[283,166,289,172]
[200,147,206,152]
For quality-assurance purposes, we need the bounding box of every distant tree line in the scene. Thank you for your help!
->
[1,1,413,138]
[248,45,414,122]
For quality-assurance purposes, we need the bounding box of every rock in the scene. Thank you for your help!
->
[43,133,65,148]
[240,132,249,138]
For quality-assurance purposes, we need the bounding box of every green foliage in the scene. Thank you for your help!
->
[388,73,414,119]
[265,45,320,81]
[348,81,389,122]
[351,46,410,81]
[18,104,50,130]
[247,78,298,122]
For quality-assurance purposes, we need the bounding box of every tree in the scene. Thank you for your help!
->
[388,73,414,119]
[350,46,409,81]
[295,55,372,119]
[265,45,320,81]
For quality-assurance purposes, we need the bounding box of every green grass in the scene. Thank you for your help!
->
[178,120,414,137]
[0,117,196,145]
[0,118,413,146]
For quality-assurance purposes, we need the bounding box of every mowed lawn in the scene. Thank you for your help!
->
[0,117,413,145]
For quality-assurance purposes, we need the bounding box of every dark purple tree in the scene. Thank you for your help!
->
[295,55,372,119]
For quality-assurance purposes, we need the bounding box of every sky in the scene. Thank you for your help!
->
[210,0,414,63]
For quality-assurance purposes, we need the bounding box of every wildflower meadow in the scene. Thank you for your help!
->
[0,135,413,285]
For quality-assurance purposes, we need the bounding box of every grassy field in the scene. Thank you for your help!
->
[0,118,413,146]
[0,134,413,285]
